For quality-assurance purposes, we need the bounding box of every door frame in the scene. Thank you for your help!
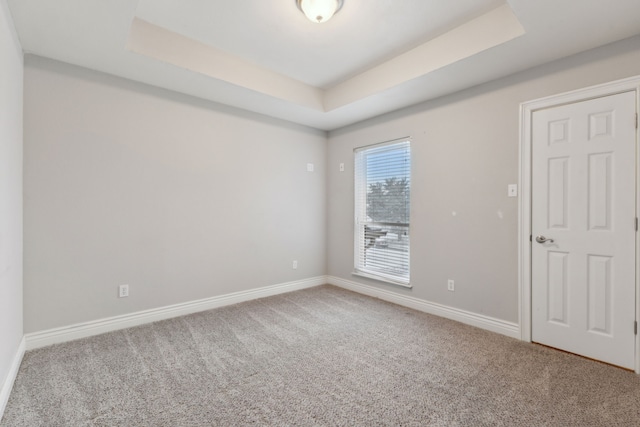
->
[519,75,640,373]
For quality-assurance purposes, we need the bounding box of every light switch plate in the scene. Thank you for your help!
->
[508,184,518,197]
[307,163,314,172]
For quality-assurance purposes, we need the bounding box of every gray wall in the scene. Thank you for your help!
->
[0,0,23,395]
[327,35,640,324]
[19,34,640,333]
[23,57,327,333]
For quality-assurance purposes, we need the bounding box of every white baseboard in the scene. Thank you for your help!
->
[23,274,519,351]
[328,276,520,339]
[0,336,25,422]
[25,276,327,350]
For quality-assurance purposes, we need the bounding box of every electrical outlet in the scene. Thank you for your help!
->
[292,260,298,269]
[447,280,455,292]
[307,163,314,172]
[118,284,129,298]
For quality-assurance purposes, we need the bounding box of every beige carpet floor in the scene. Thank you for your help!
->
[2,285,640,426]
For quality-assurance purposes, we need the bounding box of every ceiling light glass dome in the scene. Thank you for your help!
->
[297,0,344,24]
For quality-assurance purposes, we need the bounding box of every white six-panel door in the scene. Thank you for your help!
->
[531,91,637,369]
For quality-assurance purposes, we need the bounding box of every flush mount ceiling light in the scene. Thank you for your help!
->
[296,0,344,24]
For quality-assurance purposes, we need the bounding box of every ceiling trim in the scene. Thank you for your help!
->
[127,17,325,111]
[126,4,524,114]
[325,4,525,110]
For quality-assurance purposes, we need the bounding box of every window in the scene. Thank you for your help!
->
[354,139,411,286]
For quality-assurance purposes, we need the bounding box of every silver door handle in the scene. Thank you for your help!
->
[535,235,554,244]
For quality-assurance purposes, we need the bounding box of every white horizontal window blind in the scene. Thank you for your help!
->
[354,139,411,286]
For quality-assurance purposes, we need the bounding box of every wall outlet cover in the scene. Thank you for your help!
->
[118,284,129,298]
[447,280,455,292]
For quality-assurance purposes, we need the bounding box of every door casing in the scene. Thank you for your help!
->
[519,75,640,373]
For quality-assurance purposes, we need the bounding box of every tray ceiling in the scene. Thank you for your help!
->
[7,0,640,130]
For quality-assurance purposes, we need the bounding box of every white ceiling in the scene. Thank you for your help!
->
[7,0,640,131]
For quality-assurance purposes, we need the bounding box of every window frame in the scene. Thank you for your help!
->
[353,138,411,288]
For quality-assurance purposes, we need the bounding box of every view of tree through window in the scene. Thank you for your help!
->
[354,140,410,285]
[367,177,410,223]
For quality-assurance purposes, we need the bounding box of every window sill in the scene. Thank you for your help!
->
[352,270,412,289]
